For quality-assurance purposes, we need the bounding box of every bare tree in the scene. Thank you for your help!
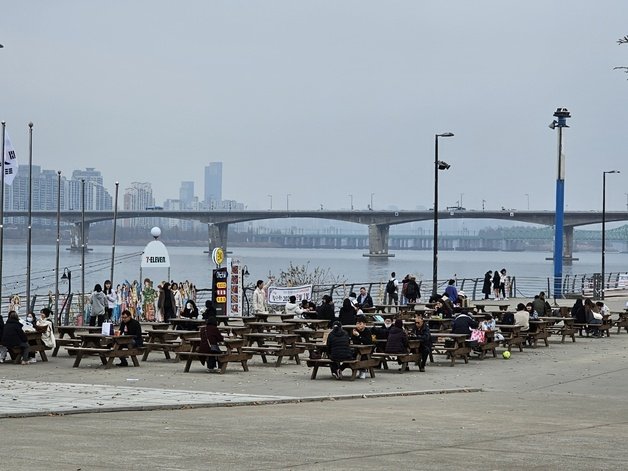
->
[614,35,628,76]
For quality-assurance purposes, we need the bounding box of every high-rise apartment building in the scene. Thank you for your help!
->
[123,182,155,228]
[204,162,222,204]
[179,181,194,209]
[69,168,113,210]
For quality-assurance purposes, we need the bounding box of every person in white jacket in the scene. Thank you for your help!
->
[252,278,274,314]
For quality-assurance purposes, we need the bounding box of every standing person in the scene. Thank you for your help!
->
[113,284,122,324]
[89,284,107,327]
[172,282,183,317]
[385,272,399,312]
[444,279,458,304]
[482,271,493,300]
[499,268,508,300]
[198,315,224,371]
[116,309,143,367]
[326,321,353,380]
[1,311,30,365]
[356,287,373,309]
[158,282,177,323]
[400,274,410,305]
[492,270,501,300]
[252,278,274,314]
[103,280,117,323]
[404,276,421,304]
[202,300,217,320]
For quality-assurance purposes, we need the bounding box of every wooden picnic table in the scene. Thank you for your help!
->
[371,339,421,373]
[170,318,205,330]
[252,312,298,322]
[245,321,297,333]
[539,316,576,343]
[218,325,251,337]
[283,318,329,329]
[141,329,198,361]
[215,315,251,326]
[6,331,49,364]
[426,317,453,332]
[242,332,303,367]
[179,338,252,374]
[430,332,471,366]
[53,326,102,357]
[473,302,510,312]
[613,311,628,334]
[526,320,550,347]
[69,334,141,369]
[373,304,400,313]
[307,343,379,380]
[496,324,524,352]
[140,322,171,330]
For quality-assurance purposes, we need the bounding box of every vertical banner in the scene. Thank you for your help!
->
[230,258,242,316]
[212,267,228,317]
[3,131,18,185]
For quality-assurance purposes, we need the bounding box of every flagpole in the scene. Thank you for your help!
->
[26,122,33,313]
[0,121,5,315]
[110,181,119,283]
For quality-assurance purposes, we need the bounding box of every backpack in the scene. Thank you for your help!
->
[501,312,515,325]
[386,279,396,294]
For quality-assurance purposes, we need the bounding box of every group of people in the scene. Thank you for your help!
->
[482,268,510,300]
[88,278,198,326]
[0,308,55,365]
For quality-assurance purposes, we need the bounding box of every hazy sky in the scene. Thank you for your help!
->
[1,1,627,214]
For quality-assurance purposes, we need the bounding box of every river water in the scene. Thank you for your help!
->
[3,243,627,295]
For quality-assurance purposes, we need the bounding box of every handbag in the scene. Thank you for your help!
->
[209,344,222,353]
[470,329,486,344]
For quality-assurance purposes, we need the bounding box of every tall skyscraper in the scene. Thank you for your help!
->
[179,181,194,209]
[123,182,155,228]
[204,162,223,204]
[69,168,113,210]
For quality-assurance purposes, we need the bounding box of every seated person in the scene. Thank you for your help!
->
[411,315,431,372]
[299,299,317,318]
[285,296,301,317]
[1,311,30,364]
[444,279,458,304]
[326,321,353,380]
[37,308,56,350]
[179,300,200,330]
[356,287,373,309]
[316,295,335,327]
[451,310,479,337]
[338,298,357,326]
[198,315,224,371]
[480,313,504,341]
[513,303,530,332]
[571,298,586,323]
[351,315,373,379]
[385,319,409,354]
[585,298,603,336]
[117,309,143,367]
[434,296,454,319]
[202,301,217,320]
[372,318,392,352]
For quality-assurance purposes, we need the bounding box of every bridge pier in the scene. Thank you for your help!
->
[207,223,229,255]
[563,225,578,264]
[68,222,90,251]
[363,224,394,258]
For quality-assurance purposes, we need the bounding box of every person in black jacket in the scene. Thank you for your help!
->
[1,311,30,364]
[356,287,373,309]
[198,316,224,371]
[338,298,357,326]
[482,271,493,300]
[411,315,432,372]
[117,310,143,367]
[385,319,409,354]
[316,295,335,327]
[372,318,392,352]
[326,321,353,379]
[404,276,421,304]
[451,311,479,337]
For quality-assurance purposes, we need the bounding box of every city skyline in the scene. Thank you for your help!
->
[1,2,626,214]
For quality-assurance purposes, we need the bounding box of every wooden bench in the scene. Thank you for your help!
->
[524,321,550,348]
[306,344,378,380]
[7,331,50,363]
[472,330,498,360]
[243,333,304,367]
[430,333,471,366]
[541,317,576,343]
[68,346,144,368]
[371,352,420,372]
[52,338,81,357]
[614,312,628,334]
[496,325,524,353]
[573,322,611,338]
[178,338,252,374]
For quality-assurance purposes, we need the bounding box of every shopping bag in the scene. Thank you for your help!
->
[470,329,486,344]
[101,322,114,336]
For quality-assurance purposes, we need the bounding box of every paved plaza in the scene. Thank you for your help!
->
[1,297,628,469]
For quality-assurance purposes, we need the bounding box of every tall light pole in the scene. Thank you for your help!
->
[602,170,620,300]
[525,193,530,210]
[55,171,61,325]
[267,194,272,210]
[110,181,119,283]
[549,108,571,299]
[433,132,454,296]
[370,193,374,210]
[81,179,86,319]
[348,194,353,210]
[286,193,291,211]
[26,123,33,313]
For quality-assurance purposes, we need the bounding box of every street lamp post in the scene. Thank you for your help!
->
[286,194,291,211]
[432,132,454,297]
[549,108,571,299]
[61,268,72,326]
[525,193,530,210]
[602,170,620,300]
[267,194,272,210]
[370,193,374,210]
[348,194,353,211]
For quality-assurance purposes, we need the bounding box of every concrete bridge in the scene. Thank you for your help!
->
[7,209,628,258]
